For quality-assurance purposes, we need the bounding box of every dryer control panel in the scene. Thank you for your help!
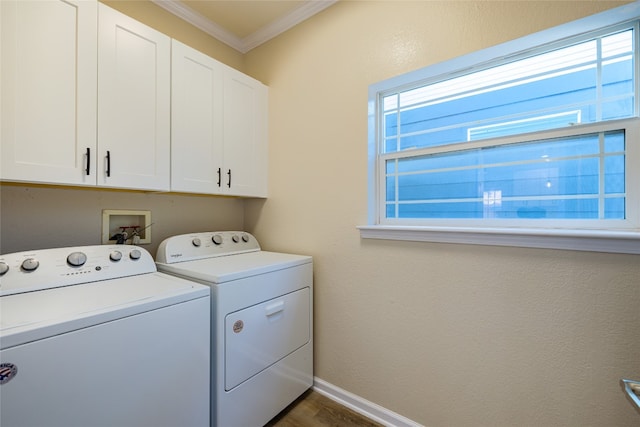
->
[156,231,260,264]
[0,245,156,296]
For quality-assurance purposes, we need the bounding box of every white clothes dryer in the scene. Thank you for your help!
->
[156,231,313,427]
[0,245,210,427]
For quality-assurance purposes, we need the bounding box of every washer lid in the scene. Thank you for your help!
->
[156,251,312,284]
[0,272,209,349]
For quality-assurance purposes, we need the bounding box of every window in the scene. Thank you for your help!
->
[362,3,640,254]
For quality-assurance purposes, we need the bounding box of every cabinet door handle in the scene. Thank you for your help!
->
[217,168,221,187]
[106,150,111,177]
[85,147,91,175]
[227,169,232,188]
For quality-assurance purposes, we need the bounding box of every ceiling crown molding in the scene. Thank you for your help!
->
[151,0,337,54]
[241,0,337,53]
[151,0,244,51]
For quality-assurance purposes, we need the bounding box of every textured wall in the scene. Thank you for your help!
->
[0,184,244,255]
[244,1,640,426]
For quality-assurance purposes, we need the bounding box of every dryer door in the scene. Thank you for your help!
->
[225,287,310,390]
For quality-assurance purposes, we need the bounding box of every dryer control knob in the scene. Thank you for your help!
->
[67,252,87,267]
[192,238,201,247]
[212,235,223,245]
[129,249,142,260]
[21,258,39,272]
[110,251,123,262]
[241,234,250,243]
[0,262,8,276]
[232,235,240,243]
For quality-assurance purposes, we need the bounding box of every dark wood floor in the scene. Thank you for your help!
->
[265,390,384,427]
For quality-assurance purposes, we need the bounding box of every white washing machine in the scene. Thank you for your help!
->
[156,231,313,427]
[0,245,211,427]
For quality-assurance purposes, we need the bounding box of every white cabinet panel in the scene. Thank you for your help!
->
[97,4,170,191]
[223,69,268,197]
[1,0,97,185]
[171,40,224,193]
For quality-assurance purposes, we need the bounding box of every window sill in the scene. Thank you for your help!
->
[357,225,640,254]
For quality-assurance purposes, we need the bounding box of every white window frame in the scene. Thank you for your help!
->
[360,2,640,254]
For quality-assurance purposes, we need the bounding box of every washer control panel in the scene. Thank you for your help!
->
[0,245,155,296]
[156,231,260,264]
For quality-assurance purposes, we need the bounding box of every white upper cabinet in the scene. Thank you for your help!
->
[222,67,268,198]
[1,0,98,185]
[2,2,265,196]
[171,40,268,197]
[171,40,224,194]
[97,4,171,191]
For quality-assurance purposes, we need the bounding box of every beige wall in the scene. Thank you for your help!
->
[0,184,244,255]
[244,1,640,426]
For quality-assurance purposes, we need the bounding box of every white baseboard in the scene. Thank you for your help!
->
[312,377,423,427]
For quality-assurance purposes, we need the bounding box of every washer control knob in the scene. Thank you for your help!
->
[192,238,201,247]
[110,251,123,262]
[129,249,142,260]
[232,235,240,243]
[241,234,250,243]
[212,235,223,245]
[0,262,8,276]
[21,258,39,272]
[67,252,87,267]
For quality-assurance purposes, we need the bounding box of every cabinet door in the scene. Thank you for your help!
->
[171,40,224,194]
[1,0,97,186]
[97,4,170,191]
[222,68,268,197]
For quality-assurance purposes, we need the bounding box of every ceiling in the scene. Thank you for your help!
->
[151,0,338,53]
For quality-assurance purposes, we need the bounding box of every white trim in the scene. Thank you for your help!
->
[243,1,337,53]
[313,377,424,427]
[151,0,337,53]
[151,0,244,52]
[358,225,640,254]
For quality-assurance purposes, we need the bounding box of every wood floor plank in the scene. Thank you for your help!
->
[265,390,384,427]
